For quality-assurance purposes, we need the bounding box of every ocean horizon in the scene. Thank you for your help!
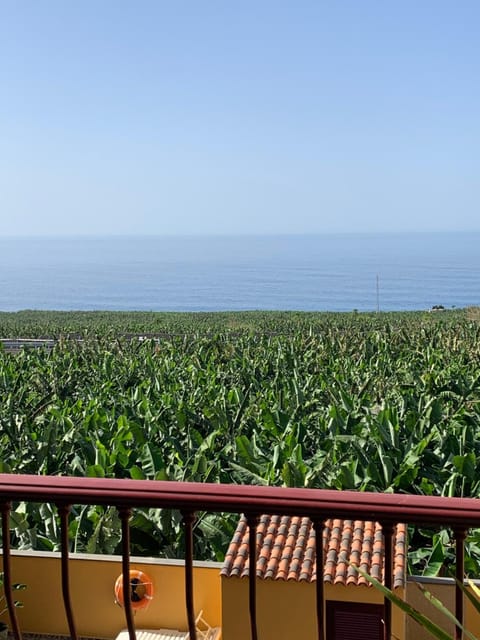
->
[0,232,479,313]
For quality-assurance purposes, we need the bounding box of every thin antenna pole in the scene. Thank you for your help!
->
[376,274,380,313]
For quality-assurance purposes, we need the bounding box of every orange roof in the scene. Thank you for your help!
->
[221,515,406,589]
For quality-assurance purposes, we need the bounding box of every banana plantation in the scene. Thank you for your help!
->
[1,309,480,575]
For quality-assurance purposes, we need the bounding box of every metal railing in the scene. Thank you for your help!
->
[1,474,480,640]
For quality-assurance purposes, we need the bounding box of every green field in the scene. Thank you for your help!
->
[1,309,480,573]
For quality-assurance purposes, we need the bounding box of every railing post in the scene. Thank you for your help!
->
[454,528,467,640]
[246,513,260,640]
[57,503,78,640]
[381,522,394,640]
[312,518,325,640]
[181,510,197,640]
[1,502,22,640]
[119,507,136,640]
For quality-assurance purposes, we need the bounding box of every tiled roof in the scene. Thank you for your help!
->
[221,515,406,589]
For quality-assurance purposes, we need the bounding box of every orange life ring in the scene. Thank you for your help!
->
[115,570,154,611]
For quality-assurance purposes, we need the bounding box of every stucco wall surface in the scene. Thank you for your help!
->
[221,578,405,640]
[1,551,222,638]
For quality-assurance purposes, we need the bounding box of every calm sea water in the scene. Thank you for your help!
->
[0,233,479,312]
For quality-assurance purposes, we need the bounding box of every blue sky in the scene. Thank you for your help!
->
[1,1,479,236]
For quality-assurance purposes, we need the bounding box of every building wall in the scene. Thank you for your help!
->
[1,551,222,638]
[16,551,480,640]
[406,578,480,640]
[221,578,405,640]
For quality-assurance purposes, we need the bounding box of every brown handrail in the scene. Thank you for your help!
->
[312,518,325,640]
[1,474,480,526]
[181,511,197,640]
[58,504,78,640]
[1,474,479,640]
[1,502,22,640]
[382,523,394,640]
[119,507,136,640]
[454,528,467,640]
[246,513,260,640]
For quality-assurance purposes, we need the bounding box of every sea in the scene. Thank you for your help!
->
[0,232,479,313]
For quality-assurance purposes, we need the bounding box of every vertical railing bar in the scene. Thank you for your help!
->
[454,528,467,640]
[246,513,259,640]
[181,510,197,640]
[119,507,136,640]
[57,503,78,640]
[312,518,325,640]
[1,502,22,640]
[382,522,394,640]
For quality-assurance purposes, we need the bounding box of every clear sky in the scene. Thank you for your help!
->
[1,1,479,236]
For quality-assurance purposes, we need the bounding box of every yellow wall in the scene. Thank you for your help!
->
[406,579,480,640]
[221,577,405,640]
[17,550,480,640]
[1,551,222,639]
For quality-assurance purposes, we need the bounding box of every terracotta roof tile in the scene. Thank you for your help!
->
[221,515,406,589]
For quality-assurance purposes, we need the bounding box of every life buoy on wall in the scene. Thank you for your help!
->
[114,570,154,611]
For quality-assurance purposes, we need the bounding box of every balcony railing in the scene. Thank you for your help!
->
[1,474,480,640]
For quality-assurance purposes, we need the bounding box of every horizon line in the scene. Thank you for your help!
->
[1,229,479,240]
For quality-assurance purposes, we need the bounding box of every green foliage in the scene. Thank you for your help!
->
[1,309,480,567]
